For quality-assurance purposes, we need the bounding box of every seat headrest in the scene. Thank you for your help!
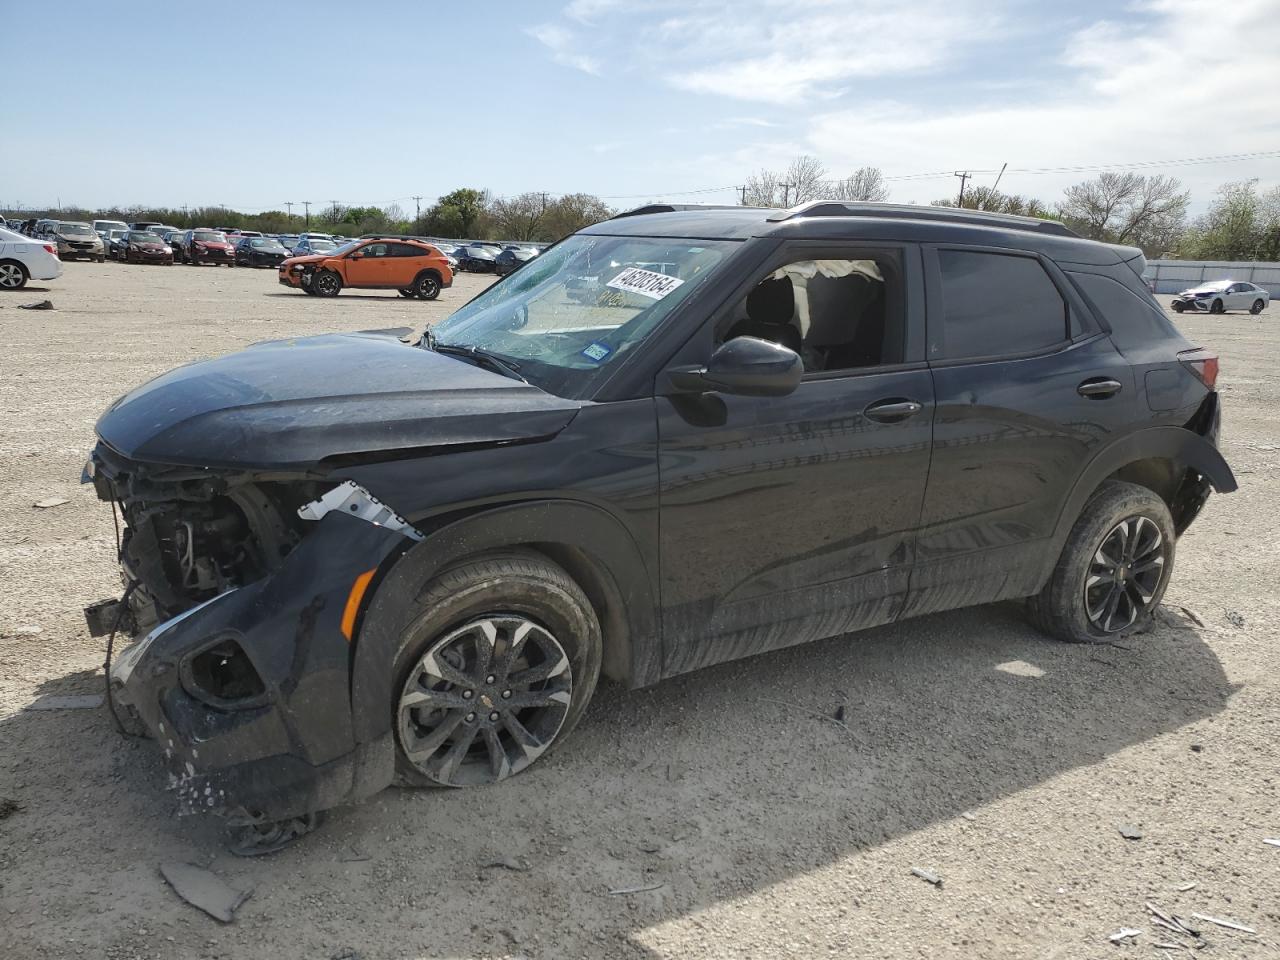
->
[746,276,794,325]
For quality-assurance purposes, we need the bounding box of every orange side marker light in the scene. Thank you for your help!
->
[340,569,378,642]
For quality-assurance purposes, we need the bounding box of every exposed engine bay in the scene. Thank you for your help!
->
[86,444,322,636]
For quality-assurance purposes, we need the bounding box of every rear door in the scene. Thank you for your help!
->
[906,244,1135,617]
[389,243,425,286]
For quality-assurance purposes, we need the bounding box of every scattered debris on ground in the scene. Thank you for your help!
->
[608,882,665,896]
[24,694,104,711]
[228,811,321,857]
[1191,913,1256,934]
[1224,609,1246,628]
[911,868,943,887]
[1108,928,1141,942]
[159,862,251,923]
[1264,838,1280,848]
[1177,606,1206,627]
[1175,881,1197,891]
[994,660,1045,678]
[17,299,54,310]
[3,624,42,638]
[32,497,69,509]
[481,857,529,872]
[1117,823,1143,840]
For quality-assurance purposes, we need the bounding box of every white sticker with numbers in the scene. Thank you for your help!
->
[605,266,684,300]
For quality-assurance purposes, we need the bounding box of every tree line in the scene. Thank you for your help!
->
[743,155,1280,260]
[13,162,1279,259]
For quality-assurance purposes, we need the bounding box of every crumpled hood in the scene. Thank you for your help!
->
[282,253,326,267]
[1179,286,1224,296]
[95,331,583,470]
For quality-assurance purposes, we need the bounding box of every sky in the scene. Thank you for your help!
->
[6,0,1279,216]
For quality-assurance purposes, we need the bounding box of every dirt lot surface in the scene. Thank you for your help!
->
[1,262,1277,960]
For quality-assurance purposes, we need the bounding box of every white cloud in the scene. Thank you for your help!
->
[802,0,1280,205]
[564,0,623,22]
[526,23,602,75]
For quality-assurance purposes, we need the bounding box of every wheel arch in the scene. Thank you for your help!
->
[1051,426,1236,550]
[348,498,660,747]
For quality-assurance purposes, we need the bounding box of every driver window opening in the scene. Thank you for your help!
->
[720,256,905,373]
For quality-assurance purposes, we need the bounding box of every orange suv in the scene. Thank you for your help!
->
[279,236,454,299]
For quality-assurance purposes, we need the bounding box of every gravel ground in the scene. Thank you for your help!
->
[0,261,1276,960]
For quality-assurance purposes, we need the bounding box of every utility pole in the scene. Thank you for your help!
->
[302,201,311,228]
[737,185,747,205]
[953,170,971,207]
[330,200,341,225]
[411,195,423,221]
[284,201,294,218]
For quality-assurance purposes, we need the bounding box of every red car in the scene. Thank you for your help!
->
[118,230,174,265]
[180,229,236,266]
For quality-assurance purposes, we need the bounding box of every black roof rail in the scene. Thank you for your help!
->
[610,203,752,219]
[765,201,1080,238]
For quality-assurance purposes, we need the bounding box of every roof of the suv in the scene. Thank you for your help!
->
[582,201,1132,267]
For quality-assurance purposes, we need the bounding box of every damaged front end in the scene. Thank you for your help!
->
[85,446,417,821]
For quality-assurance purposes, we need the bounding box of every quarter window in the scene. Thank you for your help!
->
[936,250,1068,360]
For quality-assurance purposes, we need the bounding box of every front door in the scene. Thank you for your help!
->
[656,242,933,677]
[343,242,393,287]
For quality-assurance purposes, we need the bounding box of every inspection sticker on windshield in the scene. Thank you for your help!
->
[581,341,612,363]
[606,266,684,300]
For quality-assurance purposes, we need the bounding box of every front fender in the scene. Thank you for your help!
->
[349,499,660,748]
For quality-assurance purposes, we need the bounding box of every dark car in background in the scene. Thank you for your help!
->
[277,234,301,254]
[83,202,1235,848]
[118,230,173,264]
[494,246,538,276]
[236,236,291,268]
[180,229,236,266]
[104,229,129,259]
[455,244,498,272]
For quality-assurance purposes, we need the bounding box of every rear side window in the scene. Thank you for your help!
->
[392,243,424,257]
[1069,271,1180,353]
[935,250,1068,360]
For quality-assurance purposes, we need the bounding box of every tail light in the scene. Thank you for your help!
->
[43,243,58,258]
[1178,347,1219,389]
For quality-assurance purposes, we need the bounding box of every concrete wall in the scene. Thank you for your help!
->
[1145,260,1280,296]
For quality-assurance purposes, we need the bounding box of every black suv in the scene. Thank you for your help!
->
[83,202,1235,839]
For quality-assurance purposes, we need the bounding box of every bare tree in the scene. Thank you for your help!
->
[742,168,782,206]
[1057,173,1188,251]
[1181,179,1280,261]
[830,166,889,202]
[932,186,1055,219]
[489,192,552,240]
[785,155,827,204]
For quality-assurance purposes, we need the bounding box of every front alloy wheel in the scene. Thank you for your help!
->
[312,270,341,296]
[398,616,572,787]
[1251,299,1266,315]
[1084,516,1165,633]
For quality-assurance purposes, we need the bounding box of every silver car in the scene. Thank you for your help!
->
[1171,279,1270,315]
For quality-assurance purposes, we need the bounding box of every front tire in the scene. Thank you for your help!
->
[1172,302,1184,313]
[1027,481,1175,643]
[390,551,602,789]
[1251,299,1266,315]
[312,269,342,297]
[0,260,30,290]
[1210,299,1225,314]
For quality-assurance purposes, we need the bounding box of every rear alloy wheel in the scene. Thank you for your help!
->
[312,270,342,297]
[1251,299,1266,315]
[390,552,602,789]
[1027,481,1175,643]
[414,272,441,300]
[0,261,30,290]
[1210,299,1225,314]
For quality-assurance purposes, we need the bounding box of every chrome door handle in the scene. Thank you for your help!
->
[1077,378,1123,398]
[864,399,923,422]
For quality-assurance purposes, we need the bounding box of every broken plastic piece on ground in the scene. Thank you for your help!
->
[1191,913,1256,934]
[25,694,104,711]
[228,810,323,857]
[1118,823,1143,840]
[33,497,69,509]
[1108,928,1142,942]
[18,299,53,310]
[911,868,943,887]
[159,861,251,923]
[608,882,665,896]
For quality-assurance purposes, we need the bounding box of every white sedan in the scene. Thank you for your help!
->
[0,226,63,290]
[1171,279,1270,315]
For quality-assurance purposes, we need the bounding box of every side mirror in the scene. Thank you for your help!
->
[666,336,802,397]
[349,252,363,259]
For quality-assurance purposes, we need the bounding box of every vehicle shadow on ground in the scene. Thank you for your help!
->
[260,292,410,302]
[0,285,54,295]
[0,604,1235,958]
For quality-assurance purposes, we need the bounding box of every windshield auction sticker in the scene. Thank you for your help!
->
[606,266,685,300]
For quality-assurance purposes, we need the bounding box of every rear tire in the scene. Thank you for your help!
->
[1210,299,1224,314]
[414,271,441,300]
[388,550,602,789]
[1251,299,1265,315]
[1026,481,1175,643]
[0,260,30,290]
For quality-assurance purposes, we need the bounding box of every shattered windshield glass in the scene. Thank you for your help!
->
[430,234,737,398]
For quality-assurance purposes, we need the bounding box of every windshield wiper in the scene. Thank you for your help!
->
[432,340,527,382]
